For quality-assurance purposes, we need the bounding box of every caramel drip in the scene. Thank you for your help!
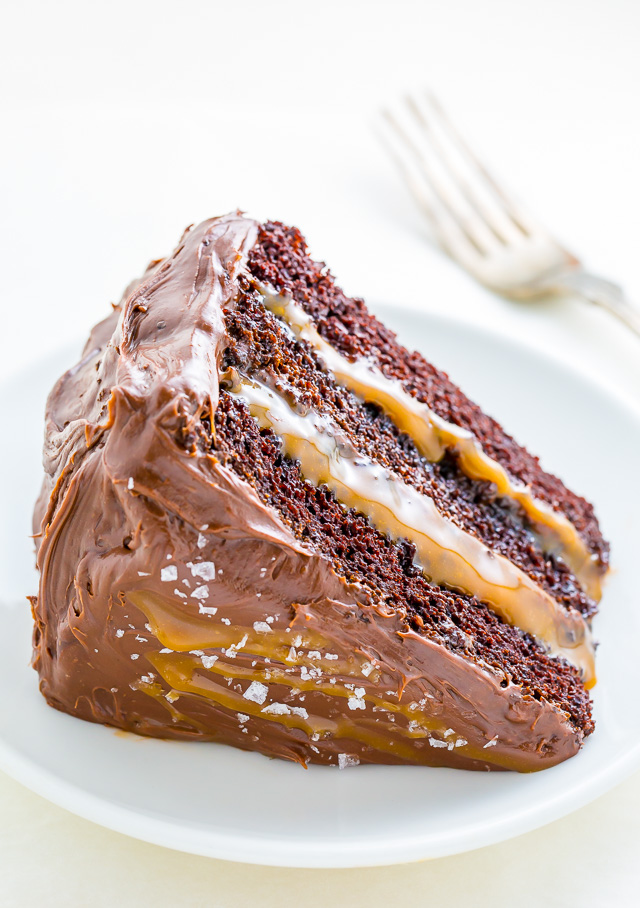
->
[128,590,372,681]
[129,591,486,761]
[260,288,603,602]
[143,649,504,767]
[229,377,595,683]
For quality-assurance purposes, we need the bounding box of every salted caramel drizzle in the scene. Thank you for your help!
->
[228,377,595,682]
[259,288,603,602]
[128,592,497,765]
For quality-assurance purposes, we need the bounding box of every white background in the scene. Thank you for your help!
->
[1,0,639,905]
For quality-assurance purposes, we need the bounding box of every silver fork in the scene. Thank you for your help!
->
[380,91,640,338]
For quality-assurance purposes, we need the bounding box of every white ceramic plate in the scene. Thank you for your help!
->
[1,306,639,868]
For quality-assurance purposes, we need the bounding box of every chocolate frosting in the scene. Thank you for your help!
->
[31,213,584,771]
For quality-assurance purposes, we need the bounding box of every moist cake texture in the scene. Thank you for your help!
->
[30,213,608,771]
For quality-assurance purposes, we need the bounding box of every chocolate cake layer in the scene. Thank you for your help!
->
[222,285,597,619]
[30,213,606,772]
[248,222,608,569]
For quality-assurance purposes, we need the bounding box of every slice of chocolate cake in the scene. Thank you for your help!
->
[30,212,608,772]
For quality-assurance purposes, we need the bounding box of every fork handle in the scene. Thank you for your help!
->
[557,270,640,339]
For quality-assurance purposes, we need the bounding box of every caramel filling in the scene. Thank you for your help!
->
[128,592,514,767]
[228,377,595,683]
[260,288,603,602]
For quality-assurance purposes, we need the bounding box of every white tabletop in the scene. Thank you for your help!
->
[2,1,640,904]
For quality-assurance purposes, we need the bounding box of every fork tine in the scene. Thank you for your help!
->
[382,106,501,259]
[378,109,487,271]
[376,110,478,268]
[419,91,542,239]
[406,92,523,246]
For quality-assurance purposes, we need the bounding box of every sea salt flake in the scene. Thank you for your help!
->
[127,477,134,490]
[161,565,177,582]
[165,691,179,703]
[135,635,147,643]
[140,673,155,684]
[173,588,187,599]
[360,661,374,677]
[307,651,321,660]
[262,702,290,716]
[199,605,218,615]
[293,635,303,647]
[201,654,218,669]
[253,621,272,634]
[428,738,449,748]
[130,654,139,661]
[190,584,210,600]
[115,629,125,638]
[324,653,339,661]
[237,713,250,724]
[347,696,366,711]
[338,753,360,770]
[287,647,297,661]
[455,738,468,748]
[187,561,216,581]
[159,648,173,654]
[189,650,205,656]
[484,735,499,749]
[137,571,151,577]
[221,617,231,626]
[243,681,268,705]
[197,533,207,550]
[266,616,275,624]
[290,706,309,719]
[443,728,455,737]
